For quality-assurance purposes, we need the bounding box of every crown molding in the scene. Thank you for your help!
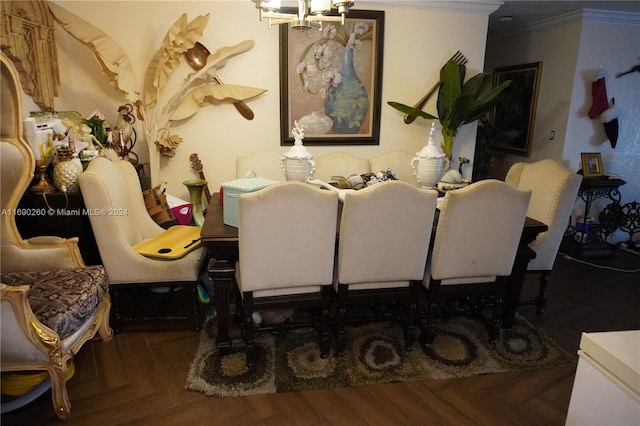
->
[491,8,640,40]
[279,1,503,15]
[582,8,640,26]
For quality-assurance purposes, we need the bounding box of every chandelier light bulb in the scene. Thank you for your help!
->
[251,0,355,31]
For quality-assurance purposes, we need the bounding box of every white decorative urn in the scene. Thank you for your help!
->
[281,120,316,182]
[411,122,445,189]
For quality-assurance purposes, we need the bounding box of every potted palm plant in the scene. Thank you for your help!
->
[388,59,511,163]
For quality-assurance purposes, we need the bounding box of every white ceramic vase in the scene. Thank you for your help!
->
[281,157,315,182]
[281,120,315,182]
[412,157,444,189]
[411,122,445,189]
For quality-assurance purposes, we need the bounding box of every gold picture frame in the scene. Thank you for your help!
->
[488,62,542,157]
[581,152,604,177]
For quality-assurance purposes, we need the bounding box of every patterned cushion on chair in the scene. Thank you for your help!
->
[0,266,108,338]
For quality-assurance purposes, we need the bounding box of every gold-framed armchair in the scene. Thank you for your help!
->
[1,52,112,419]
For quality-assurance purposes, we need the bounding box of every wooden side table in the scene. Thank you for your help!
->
[562,176,626,258]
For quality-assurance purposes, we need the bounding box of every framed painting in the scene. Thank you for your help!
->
[581,152,604,177]
[279,10,385,146]
[488,62,542,157]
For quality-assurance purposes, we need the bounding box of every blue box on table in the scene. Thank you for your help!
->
[220,174,278,227]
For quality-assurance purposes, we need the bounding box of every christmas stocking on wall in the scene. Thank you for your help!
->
[588,68,620,149]
[589,69,609,119]
[601,102,620,149]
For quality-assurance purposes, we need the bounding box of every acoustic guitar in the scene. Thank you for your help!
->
[189,153,212,204]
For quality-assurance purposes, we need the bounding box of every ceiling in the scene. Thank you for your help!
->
[488,1,640,38]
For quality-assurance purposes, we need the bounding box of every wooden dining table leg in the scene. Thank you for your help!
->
[208,259,236,352]
[503,245,537,328]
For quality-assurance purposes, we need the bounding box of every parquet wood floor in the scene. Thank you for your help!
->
[2,249,639,425]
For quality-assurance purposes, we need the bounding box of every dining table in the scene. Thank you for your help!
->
[200,192,548,351]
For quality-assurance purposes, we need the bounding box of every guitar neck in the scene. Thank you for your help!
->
[198,171,212,203]
[190,153,212,204]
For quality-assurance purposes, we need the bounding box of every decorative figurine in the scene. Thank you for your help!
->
[77,123,104,151]
[281,120,315,182]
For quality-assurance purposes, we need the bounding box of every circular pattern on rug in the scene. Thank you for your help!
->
[493,321,568,369]
[193,340,276,396]
[426,330,478,367]
[359,333,403,371]
[185,316,574,397]
[287,342,337,379]
[204,344,268,385]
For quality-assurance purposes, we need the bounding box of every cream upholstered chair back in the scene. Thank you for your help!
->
[313,151,370,182]
[236,150,284,181]
[237,181,338,294]
[338,181,437,287]
[235,181,338,365]
[80,157,157,247]
[419,179,531,348]
[505,159,582,271]
[430,179,532,283]
[334,180,437,354]
[370,150,417,186]
[78,157,204,285]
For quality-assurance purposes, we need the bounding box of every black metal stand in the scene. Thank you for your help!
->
[562,176,626,259]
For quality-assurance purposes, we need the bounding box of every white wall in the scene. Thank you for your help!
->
[486,10,640,236]
[39,0,495,201]
[485,21,582,169]
[568,20,640,207]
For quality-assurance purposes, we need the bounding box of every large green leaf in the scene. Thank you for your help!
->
[462,73,491,99]
[437,60,464,123]
[387,101,438,121]
[465,80,511,123]
[388,57,511,157]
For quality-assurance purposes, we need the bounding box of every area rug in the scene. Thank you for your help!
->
[185,315,575,397]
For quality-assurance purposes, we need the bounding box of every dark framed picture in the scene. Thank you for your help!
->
[488,62,542,157]
[279,10,384,146]
[581,152,604,177]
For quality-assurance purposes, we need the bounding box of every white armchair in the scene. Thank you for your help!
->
[235,182,339,366]
[1,52,112,419]
[335,181,438,354]
[505,159,582,312]
[78,157,207,331]
[419,180,531,347]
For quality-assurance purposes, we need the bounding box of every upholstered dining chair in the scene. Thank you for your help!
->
[419,180,531,348]
[235,182,339,367]
[1,52,112,419]
[335,181,438,355]
[505,159,582,312]
[313,151,371,183]
[235,150,284,181]
[370,150,417,186]
[78,157,207,331]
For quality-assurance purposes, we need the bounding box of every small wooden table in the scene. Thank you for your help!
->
[201,195,548,351]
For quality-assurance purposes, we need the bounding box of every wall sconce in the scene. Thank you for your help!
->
[251,0,355,31]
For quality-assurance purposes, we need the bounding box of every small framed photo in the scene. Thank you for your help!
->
[581,152,604,177]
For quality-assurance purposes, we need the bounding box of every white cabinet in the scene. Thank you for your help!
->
[566,330,640,425]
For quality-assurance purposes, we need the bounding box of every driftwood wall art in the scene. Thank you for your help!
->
[1,0,59,110]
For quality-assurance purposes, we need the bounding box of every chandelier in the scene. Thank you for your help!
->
[251,0,355,31]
